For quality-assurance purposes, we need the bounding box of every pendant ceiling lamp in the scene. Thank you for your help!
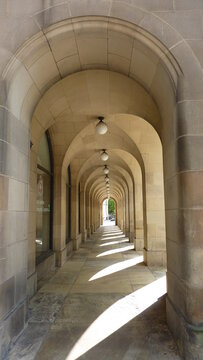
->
[96,116,108,135]
[101,150,109,161]
[103,165,109,175]
[105,175,109,183]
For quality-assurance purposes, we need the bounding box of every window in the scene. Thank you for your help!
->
[78,183,81,234]
[36,131,53,263]
[66,165,71,243]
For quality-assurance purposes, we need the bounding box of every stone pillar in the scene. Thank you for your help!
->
[125,192,129,237]
[86,193,91,238]
[90,195,94,234]
[134,180,144,251]
[70,184,81,250]
[166,98,203,359]
[80,188,87,242]
[0,107,29,358]
[143,167,166,267]
[53,170,67,266]
[129,190,135,243]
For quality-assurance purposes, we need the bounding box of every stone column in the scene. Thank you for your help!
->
[124,192,129,237]
[80,188,87,242]
[86,193,91,238]
[0,107,29,358]
[53,170,67,266]
[166,98,203,359]
[70,184,81,250]
[134,180,144,251]
[143,167,166,267]
[129,190,135,243]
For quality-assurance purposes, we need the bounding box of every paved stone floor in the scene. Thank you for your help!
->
[6,226,180,360]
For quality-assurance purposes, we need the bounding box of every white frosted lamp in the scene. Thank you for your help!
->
[101,150,109,161]
[96,116,108,135]
[104,165,109,175]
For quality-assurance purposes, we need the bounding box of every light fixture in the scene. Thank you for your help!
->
[101,150,109,161]
[96,116,108,135]
[103,165,109,175]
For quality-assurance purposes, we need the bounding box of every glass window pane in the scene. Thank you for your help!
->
[66,166,71,243]
[36,169,51,257]
[66,182,69,243]
[37,134,51,171]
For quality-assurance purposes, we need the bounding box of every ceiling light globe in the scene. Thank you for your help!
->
[101,151,109,161]
[96,118,108,135]
[104,167,109,175]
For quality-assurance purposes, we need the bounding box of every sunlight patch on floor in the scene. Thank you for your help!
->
[101,232,123,236]
[99,239,129,247]
[100,234,126,241]
[97,244,134,257]
[89,256,144,281]
[66,276,167,360]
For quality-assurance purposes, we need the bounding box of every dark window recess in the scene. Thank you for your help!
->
[36,130,54,263]
[78,183,81,234]
[66,165,71,243]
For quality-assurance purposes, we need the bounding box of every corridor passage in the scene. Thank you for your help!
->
[7,227,180,360]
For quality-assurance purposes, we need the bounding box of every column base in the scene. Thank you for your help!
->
[166,296,203,359]
[129,231,135,243]
[82,230,87,242]
[73,233,82,250]
[36,252,55,281]
[66,241,73,258]
[134,227,144,250]
[125,228,129,238]
[134,238,144,251]
[27,271,37,299]
[87,227,91,238]
[55,247,67,267]
[143,248,166,267]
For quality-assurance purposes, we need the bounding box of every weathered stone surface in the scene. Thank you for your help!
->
[7,227,180,360]
[0,4,202,359]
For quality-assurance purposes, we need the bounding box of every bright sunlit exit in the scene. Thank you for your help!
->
[102,198,116,226]
[66,276,167,360]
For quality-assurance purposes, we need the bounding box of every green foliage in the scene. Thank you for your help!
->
[108,198,115,214]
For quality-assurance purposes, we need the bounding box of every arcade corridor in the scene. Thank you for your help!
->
[7,226,180,360]
[1,2,203,359]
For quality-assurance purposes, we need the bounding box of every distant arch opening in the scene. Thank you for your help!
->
[102,198,116,226]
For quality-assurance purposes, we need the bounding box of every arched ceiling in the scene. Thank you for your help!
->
[7,16,178,204]
[3,17,180,128]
